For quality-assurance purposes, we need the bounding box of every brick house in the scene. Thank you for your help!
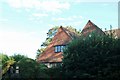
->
[37,20,120,68]
[37,26,79,68]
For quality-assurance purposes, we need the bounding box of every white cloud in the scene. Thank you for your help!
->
[7,0,22,8]
[51,15,84,28]
[40,1,70,12]
[32,13,48,17]
[52,15,83,21]
[5,0,70,13]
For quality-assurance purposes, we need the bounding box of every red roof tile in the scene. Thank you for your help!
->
[37,26,78,63]
[81,20,105,36]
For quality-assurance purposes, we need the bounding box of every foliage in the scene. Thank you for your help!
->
[46,67,63,78]
[35,64,50,78]
[62,34,120,79]
[10,54,27,62]
[36,26,59,58]
[1,53,51,79]
[17,57,51,78]
[17,58,38,78]
[36,48,45,58]
[66,26,81,34]
[0,53,15,75]
[41,26,59,47]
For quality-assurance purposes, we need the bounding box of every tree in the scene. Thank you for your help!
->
[62,34,120,79]
[10,54,27,62]
[41,26,59,47]
[0,53,50,79]
[0,53,15,79]
[17,58,38,78]
[36,48,45,58]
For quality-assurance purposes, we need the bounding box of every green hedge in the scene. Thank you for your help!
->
[62,34,120,79]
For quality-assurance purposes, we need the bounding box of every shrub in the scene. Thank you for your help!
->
[62,34,120,79]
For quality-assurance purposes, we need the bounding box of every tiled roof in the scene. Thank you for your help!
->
[37,26,78,63]
[62,27,80,39]
[81,20,105,36]
[105,29,120,39]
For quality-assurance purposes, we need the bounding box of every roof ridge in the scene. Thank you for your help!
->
[89,20,103,30]
[60,26,73,40]
[81,20,105,36]
[82,20,103,32]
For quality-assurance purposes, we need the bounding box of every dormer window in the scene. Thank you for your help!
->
[54,45,65,53]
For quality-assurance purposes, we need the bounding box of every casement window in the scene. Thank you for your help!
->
[54,45,65,53]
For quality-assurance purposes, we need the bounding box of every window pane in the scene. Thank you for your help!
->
[58,46,61,52]
[61,46,64,52]
[55,46,58,52]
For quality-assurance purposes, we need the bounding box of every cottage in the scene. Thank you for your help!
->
[37,20,120,68]
[37,26,79,68]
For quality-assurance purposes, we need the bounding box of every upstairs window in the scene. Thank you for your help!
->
[55,45,65,53]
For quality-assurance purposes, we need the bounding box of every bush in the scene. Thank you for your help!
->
[62,34,120,79]
[35,64,50,78]
[17,58,38,78]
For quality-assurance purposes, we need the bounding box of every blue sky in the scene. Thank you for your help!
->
[0,0,119,59]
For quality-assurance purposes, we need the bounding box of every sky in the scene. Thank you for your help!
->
[0,0,119,59]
